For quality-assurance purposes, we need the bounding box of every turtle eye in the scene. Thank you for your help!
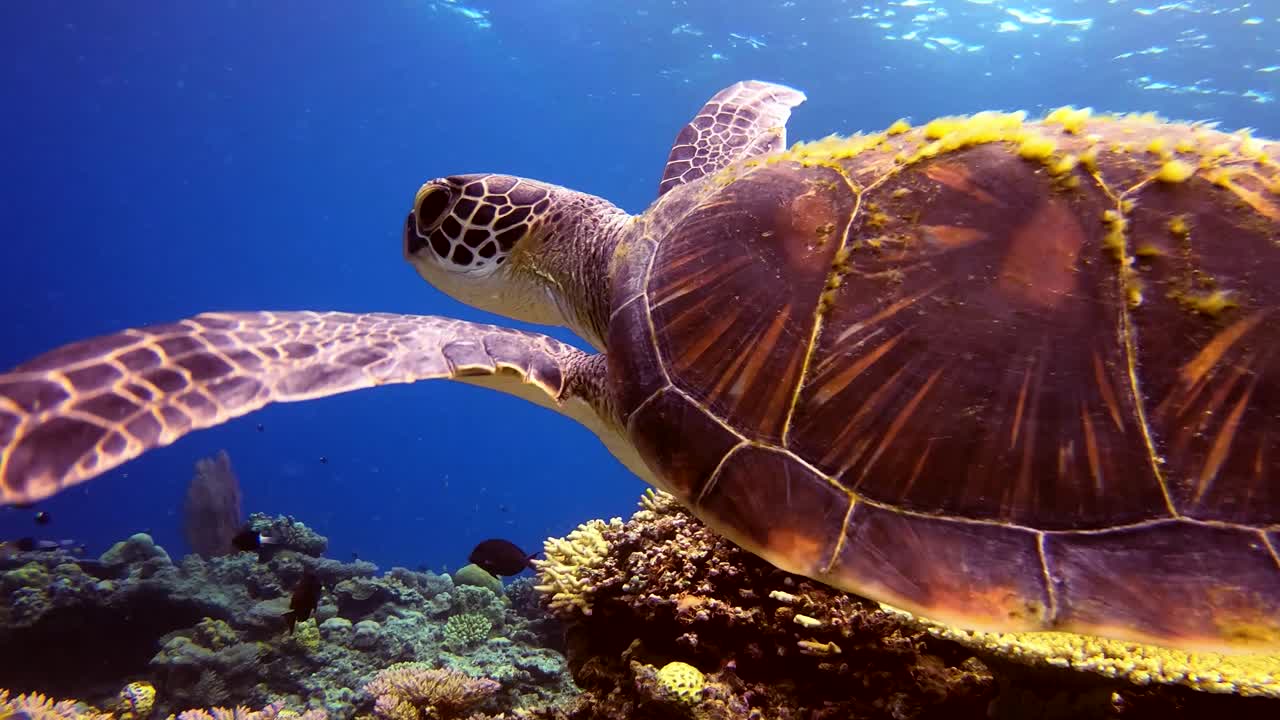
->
[414,183,455,235]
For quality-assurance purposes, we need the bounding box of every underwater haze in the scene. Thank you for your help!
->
[1,0,1276,572]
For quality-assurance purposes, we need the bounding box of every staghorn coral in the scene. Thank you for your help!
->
[533,490,1280,719]
[530,519,620,616]
[364,664,500,720]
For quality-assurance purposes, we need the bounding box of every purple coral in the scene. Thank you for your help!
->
[364,664,499,720]
[182,450,243,558]
[0,690,111,720]
[173,703,326,720]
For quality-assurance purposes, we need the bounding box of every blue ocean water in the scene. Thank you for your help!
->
[1,0,1275,572]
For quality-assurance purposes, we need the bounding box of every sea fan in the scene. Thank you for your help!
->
[182,450,244,558]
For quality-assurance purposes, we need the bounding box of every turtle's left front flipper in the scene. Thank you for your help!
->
[657,80,807,196]
[0,311,591,505]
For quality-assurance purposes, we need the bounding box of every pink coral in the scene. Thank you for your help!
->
[364,664,499,720]
[0,690,111,720]
[171,702,326,720]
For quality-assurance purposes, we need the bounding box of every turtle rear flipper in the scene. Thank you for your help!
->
[0,311,596,505]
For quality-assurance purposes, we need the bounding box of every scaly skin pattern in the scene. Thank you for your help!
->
[608,109,1280,652]
[0,312,589,504]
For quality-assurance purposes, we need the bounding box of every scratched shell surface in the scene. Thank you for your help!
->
[607,115,1280,648]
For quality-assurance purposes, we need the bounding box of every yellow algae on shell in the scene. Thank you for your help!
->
[880,604,1280,697]
[1156,159,1196,183]
[1044,106,1093,134]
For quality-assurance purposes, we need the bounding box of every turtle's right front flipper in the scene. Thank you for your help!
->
[0,311,588,505]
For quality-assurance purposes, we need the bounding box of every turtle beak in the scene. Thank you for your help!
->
[403,211,427,260]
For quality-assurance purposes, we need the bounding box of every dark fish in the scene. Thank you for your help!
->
[256,423,265,432]
[34,511,50,526]
[230,526,282,555]
[318,456,328,465]
[1,537,74,558]
[468,538,538,577]
[284,569,321,633]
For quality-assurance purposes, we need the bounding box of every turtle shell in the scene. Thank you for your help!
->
[607,111,1280,650]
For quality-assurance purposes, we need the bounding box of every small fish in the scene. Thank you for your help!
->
[318,456,328,465]
[0,537,74,559]
[256,423,265,432]
[34,511,50,526]
[230,526,283,554]
[284,569,322,633]
[468,538,538,577]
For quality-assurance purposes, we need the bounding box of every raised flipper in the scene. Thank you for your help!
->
[0,311,596,505]
[657,80,807,196]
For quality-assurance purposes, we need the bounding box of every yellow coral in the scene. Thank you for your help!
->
[532,517,621,615]
[656,662,705,706]
[117,682,155,720]
[880,604,1280,697]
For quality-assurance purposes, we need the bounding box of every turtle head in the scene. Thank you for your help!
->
[403,174,558,325]
[403,173,629,348]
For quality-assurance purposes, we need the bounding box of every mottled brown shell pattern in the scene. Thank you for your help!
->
[608,110,1280,650]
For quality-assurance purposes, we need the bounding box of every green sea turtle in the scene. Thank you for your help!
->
[2,81,1278,654]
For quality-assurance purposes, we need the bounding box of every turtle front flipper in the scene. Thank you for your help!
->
[0,311,599,505]
[657,80,807,196]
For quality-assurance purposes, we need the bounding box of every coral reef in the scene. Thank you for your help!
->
[10,489,1278,719]
[363,664,499,720]
[0,690,324,720]
[0,517,572,720]
[531,490,1280,719]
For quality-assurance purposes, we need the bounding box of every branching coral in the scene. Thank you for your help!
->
[170,702,326,720]
[364,663,499,720]
[0,690,111,720]
[443,614,492,648]
[531,518,621,615]
[0,693,322,720]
